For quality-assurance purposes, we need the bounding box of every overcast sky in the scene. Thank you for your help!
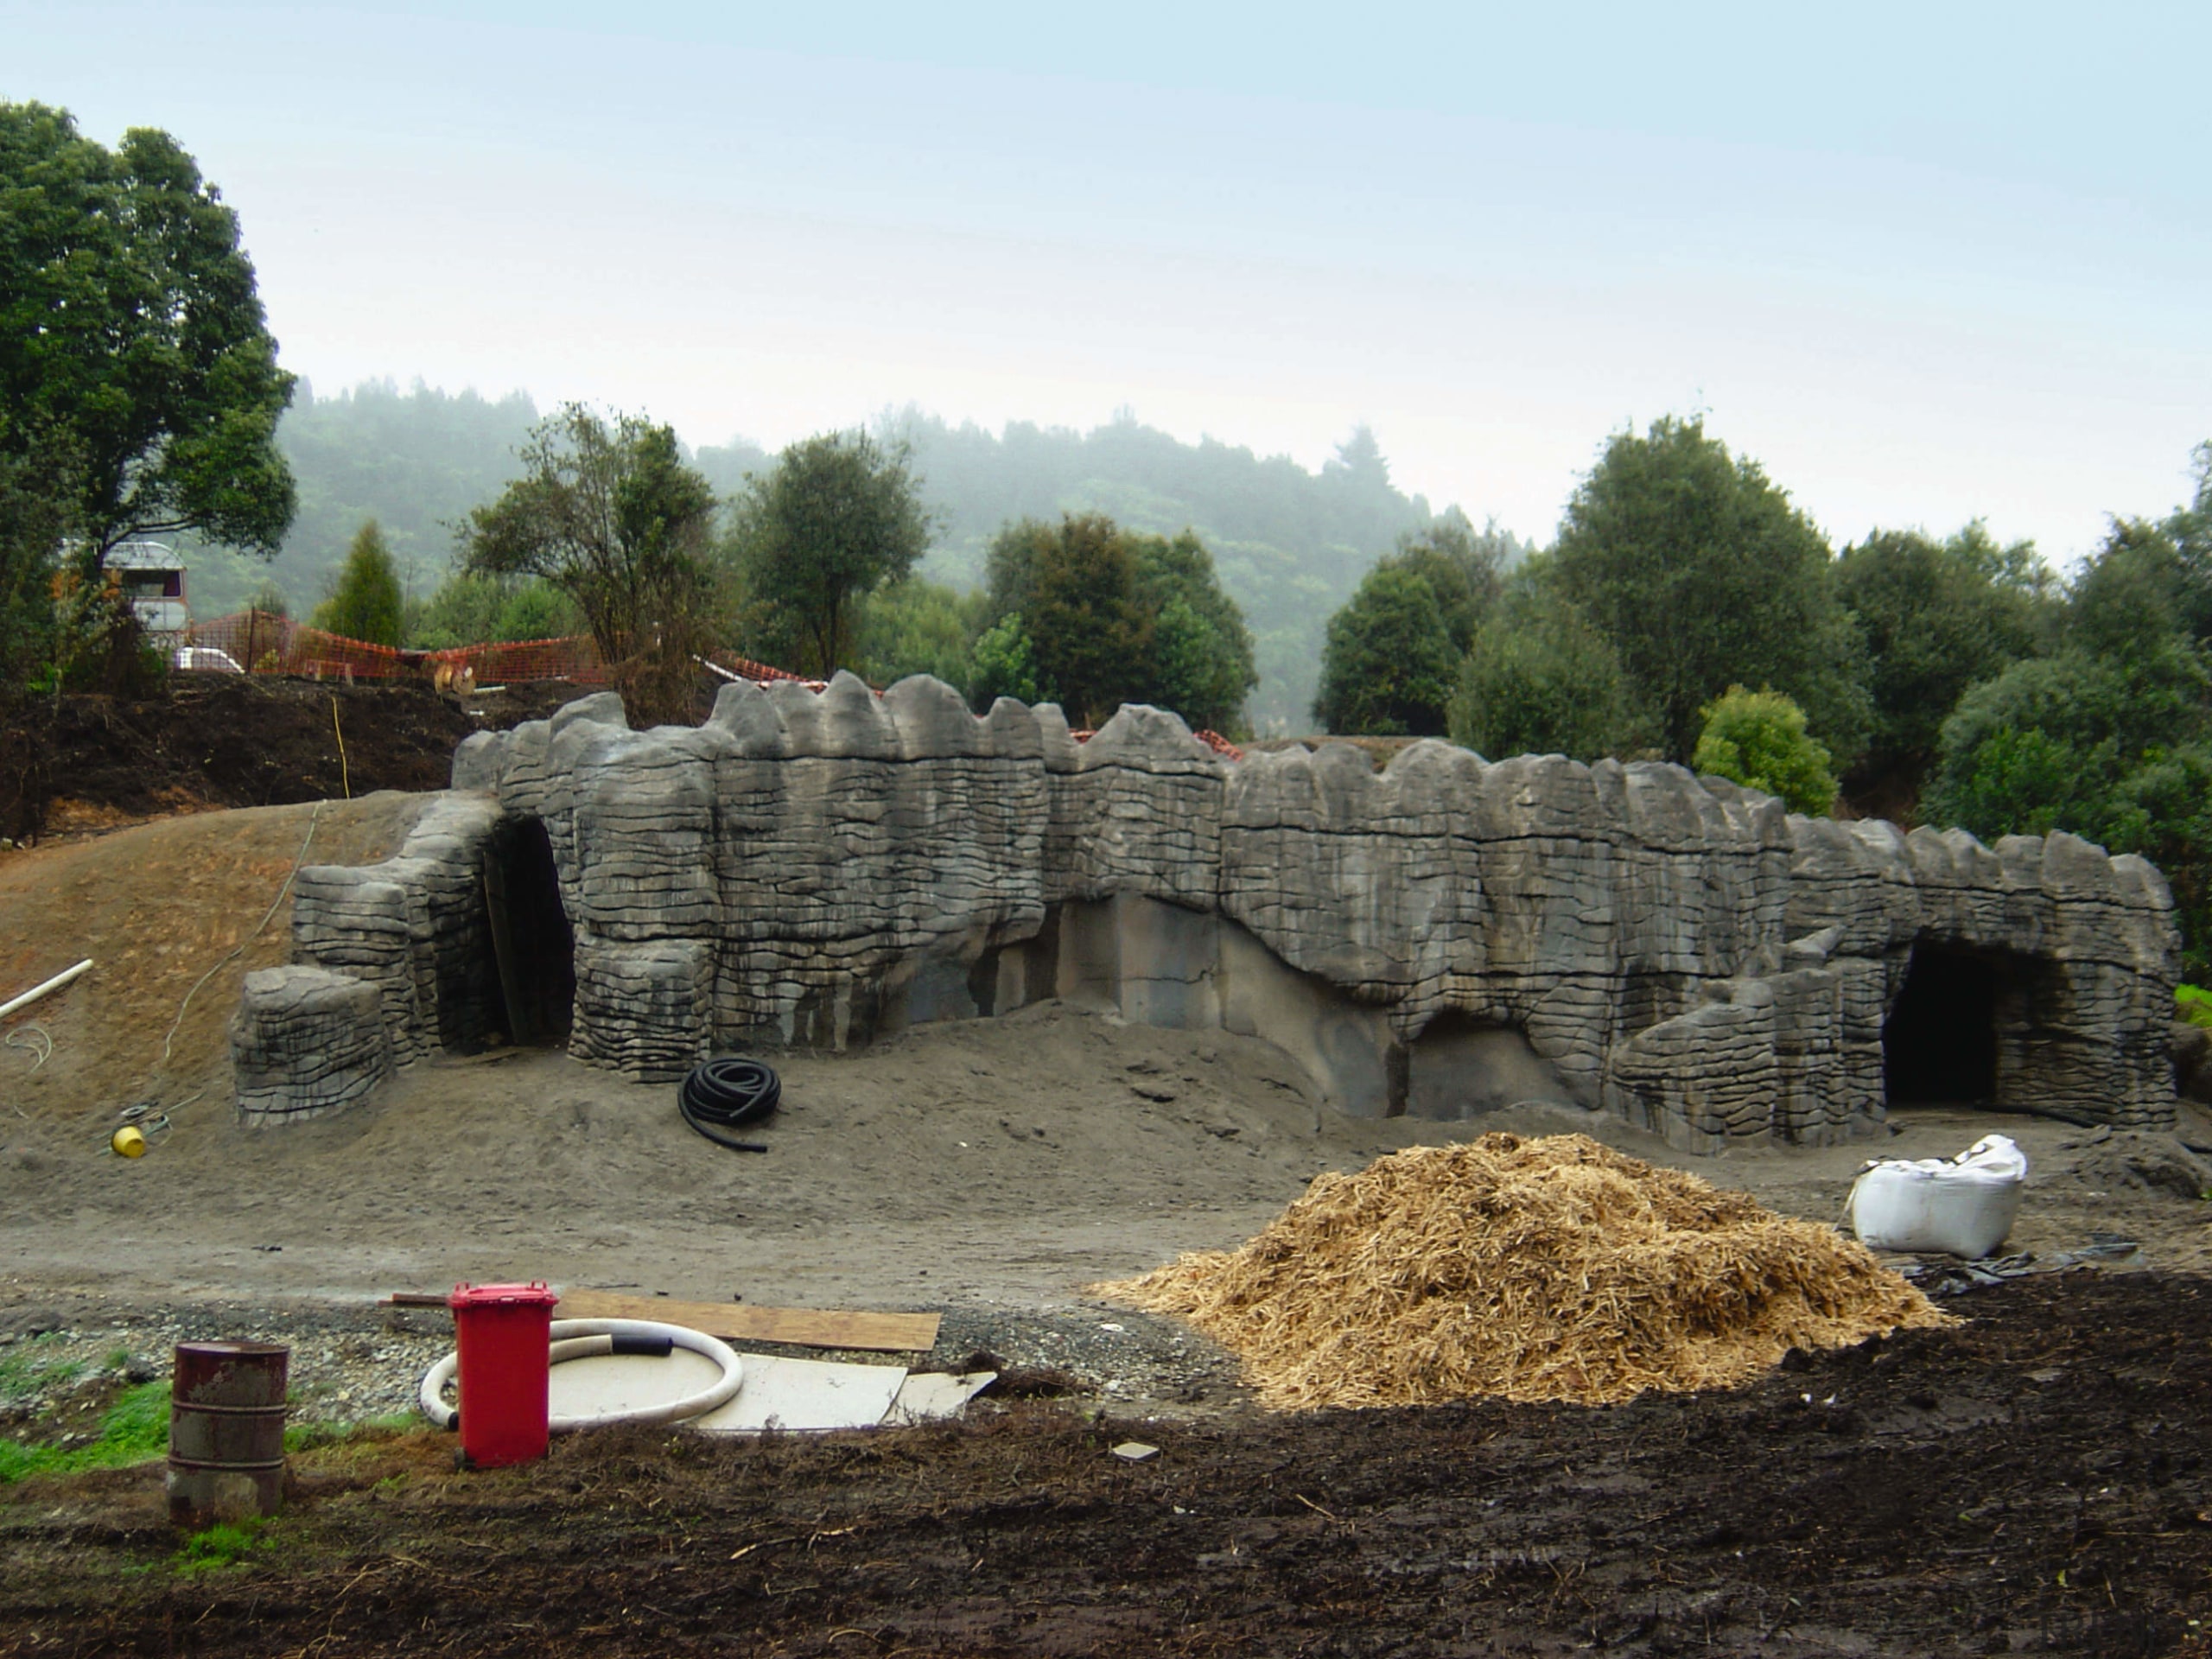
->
[8,2,2208,565]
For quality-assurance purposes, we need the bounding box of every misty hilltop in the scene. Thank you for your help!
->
[177,381,1499,730]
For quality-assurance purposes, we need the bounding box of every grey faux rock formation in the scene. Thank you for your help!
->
[238,675,2182,1147]
[231,966,392,1124]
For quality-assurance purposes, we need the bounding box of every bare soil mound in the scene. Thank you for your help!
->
[0,795,433,1121]
[1,674,586,841]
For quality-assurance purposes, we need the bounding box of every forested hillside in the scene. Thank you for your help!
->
[713,412,1447,728]
[178,380,539,620]
[180,385,1460,730]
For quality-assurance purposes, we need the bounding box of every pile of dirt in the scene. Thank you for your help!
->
[1099,1133,1951,1409]
[0,674,591,841]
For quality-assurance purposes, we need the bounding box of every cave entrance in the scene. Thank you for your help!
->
[1403,1011,1581,1121]
[484,817,574,1046]
[1883,945,1998,1107]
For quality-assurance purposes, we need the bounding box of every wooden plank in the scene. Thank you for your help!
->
[553,1290,940,1354]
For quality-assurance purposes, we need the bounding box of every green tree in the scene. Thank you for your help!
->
[982,514,1255,730]
[851,575,981,689]
[1389,509,1522,654]
[492,581,580,642]
[461,406,717,721]
[0,104,296,570]
[0,450,67,691]
[731,431,932,676]
[1023,514,1153,727]
[1129,530,1257,733]
[1692,686,1840,815]
[312,521,403,645]
[1929,645,2212,976]
[1549,416,1866,764]
[1448,580,1630,760]
[1313,562,1460,735]
[969,613,1045,708]
[1835,523,2054,804]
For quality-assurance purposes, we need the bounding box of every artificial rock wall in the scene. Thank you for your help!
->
[238,676,2182,1148]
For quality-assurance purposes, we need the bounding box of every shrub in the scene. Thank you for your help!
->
[1692,686,1839,814]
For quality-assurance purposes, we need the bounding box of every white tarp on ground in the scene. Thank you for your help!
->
[548,1347,993,1434]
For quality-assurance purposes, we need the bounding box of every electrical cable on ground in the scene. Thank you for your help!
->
[159,799,323,1068]
[678,1056,780,1152]
[4,1024,52,1071]
[330,696,351,799]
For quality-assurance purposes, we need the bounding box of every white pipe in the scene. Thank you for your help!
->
[418,1318,746,1434]
[0,959,92,1021]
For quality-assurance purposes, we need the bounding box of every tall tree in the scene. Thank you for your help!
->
[1928,476,2212,977]
[1022,514,1153,728]
[1128,530,1258,733]
[1313,562,1460,736]
[314,520,404,645]
[1389,509,1522,654]
[1448,576,1630,760]
[0,103,296,569]
[1835,523,2054,807]
[1548,416,1866,764]
[732,431,931,676]
[982,514,1256,731]
[460,406,717,720]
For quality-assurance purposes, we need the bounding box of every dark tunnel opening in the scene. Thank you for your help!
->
[1883,944,1998,1107]
[485,817,575,1046]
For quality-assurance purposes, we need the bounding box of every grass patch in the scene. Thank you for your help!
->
[2180,983,2212,1030]
[0,1379,170,1483]
[175,1517,266,1574]
[284,1411,420,1453]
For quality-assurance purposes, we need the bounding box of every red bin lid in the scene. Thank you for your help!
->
[448,1281,557,1309]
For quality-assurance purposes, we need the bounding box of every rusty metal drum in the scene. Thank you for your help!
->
[168,1341,289,1524]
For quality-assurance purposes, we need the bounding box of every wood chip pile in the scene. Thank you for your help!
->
[1096,1133,1952,1410]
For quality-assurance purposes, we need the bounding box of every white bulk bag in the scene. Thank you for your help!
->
[1847,1135,2027,1260]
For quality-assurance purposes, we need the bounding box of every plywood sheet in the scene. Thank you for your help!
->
[555,1290,939,1354]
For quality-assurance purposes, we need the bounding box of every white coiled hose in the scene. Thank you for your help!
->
[418,1318,745,1433]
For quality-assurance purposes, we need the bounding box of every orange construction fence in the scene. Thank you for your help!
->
[185,612,609,685]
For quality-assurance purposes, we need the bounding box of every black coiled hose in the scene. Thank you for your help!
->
[678,1056,781,1152]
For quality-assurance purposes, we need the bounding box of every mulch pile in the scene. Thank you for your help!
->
[1099,1132,1951,1409]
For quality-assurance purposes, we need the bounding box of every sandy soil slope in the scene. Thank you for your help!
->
[0,795,2206,1336]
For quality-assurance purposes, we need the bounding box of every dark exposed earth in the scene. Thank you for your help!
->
[0,1272,2208,1656]
[2,674,594,842]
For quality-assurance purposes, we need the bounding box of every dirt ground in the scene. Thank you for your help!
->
[2,795,2210,1349]
[1,675,588,842]
[5,798,2212,1653]
[0,1272,2207,1656]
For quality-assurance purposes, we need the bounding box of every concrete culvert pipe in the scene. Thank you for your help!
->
[417,1319,745,1433]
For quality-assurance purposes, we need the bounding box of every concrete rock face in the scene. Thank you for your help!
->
[230,966,393,1124]
[240,677,2182,1147]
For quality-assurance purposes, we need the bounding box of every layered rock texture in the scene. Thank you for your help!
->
[234,676,2182,1148]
